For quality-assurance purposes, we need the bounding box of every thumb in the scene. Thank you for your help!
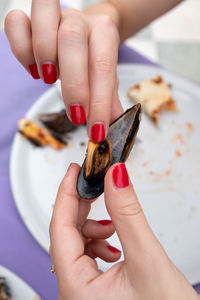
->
[104,163,158,266]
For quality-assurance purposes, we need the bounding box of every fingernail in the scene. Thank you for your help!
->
[107,245,121,254]
[42,63,57,84]
[91,123,105,142]
[69,105,86,125]
[113,163,129,189]
[97,220,112,226]
[28,63,40,79]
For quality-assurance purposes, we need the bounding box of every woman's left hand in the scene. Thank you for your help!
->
[50,163,199,300]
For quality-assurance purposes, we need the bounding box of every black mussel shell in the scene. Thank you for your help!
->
[39,109,76,134]
[77,104,141,200]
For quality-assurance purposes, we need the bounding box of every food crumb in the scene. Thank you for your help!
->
[67,144,75,149]
[185,122,194,132]
[142,162,148,167]
[80,142,86,147]
[149,171,154,176]
[171,134,185,144]
[175,150,181,158]
[165,169,172,176]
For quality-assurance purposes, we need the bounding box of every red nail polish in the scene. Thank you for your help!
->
[107,245,121,254]
[28,63,40,79]
[91,123,105,142]
[42,63,57,84]
[113,163,129,189]
[97,220,112,226]
[70,105,86,125]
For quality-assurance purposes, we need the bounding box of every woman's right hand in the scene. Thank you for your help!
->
[4,1,122,142]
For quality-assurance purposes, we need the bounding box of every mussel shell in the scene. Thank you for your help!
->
[77,104,141,200]
[78,164,104,199]
[39,109,76,134]
[107,104,141,164]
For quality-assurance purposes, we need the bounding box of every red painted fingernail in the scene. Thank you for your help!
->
[113,163,129,189]
[97,220,112,226]
[91,123,105,142]
[42,63,57,84]
[107,245,121,254]
[28,63,40,79]
[69,105,86,125]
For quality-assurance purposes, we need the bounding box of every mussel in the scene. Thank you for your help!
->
[77,104,142,200]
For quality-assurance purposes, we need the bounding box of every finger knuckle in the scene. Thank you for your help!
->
[91,98,109,107]
[96,15,119,42]
[65,80,86,90]
[119,200,142,218]
[98,15,113,27]
[59,23,86,44]
[5,9,25,26]
[64,8,81,17]
[91,57,113,74]
[64,81,89,101]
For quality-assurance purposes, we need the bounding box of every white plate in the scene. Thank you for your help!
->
[0,265,40,300]
[10,64,200,284]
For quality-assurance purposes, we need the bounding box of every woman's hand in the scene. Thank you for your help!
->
[50,163,199,300]
[4,1,122,142]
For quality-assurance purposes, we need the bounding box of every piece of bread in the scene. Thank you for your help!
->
[128,75,177,123]
[18,118,65,150]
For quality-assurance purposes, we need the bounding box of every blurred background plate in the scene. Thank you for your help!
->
[0,265,40,299]
[10,64,200,284]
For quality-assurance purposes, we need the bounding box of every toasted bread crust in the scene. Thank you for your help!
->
[18,118,65,150]
[128,75,177,123]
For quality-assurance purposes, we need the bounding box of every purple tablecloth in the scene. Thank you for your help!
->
[0,26,199,300]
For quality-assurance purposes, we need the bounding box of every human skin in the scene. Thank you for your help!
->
[4,0,182,142]
[50,163,200,300]
[5,2,199,298]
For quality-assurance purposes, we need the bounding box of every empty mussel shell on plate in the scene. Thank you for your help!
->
[39,109,76,134]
